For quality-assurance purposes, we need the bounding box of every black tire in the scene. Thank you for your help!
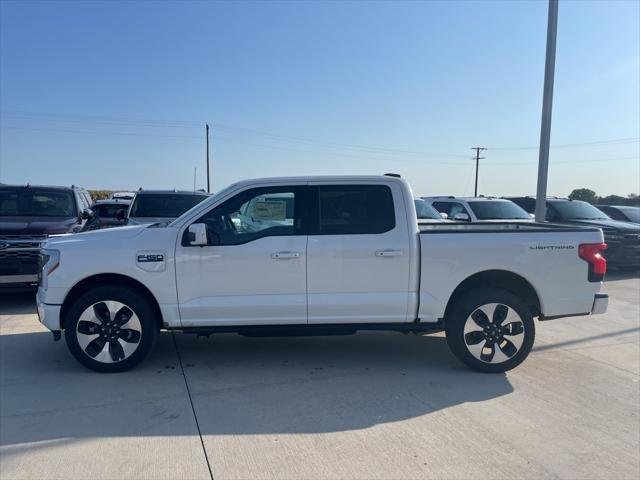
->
[445,288,535,373]
[64,286,159,372]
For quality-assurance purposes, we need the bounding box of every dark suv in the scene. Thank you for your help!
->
[0,185,93,289]
[506,196,640,269]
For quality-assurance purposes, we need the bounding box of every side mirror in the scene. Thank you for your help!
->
[187,223,208,246]
[453,212,470,222]
[439,212,449,219]
[81,208,94,220]
[116,210,127,221]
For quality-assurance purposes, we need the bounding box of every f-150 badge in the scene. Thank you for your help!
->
[137,254,164,262]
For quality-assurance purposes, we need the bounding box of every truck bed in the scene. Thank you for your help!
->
[416,221,604,323]
[419,221,601,234]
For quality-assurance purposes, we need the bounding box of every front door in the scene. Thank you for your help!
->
[175,185,307,326]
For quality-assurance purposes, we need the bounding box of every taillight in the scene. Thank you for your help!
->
[579,243,607,281]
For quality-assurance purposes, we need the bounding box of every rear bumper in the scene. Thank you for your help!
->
[540,293,608,321]
[591,293,608,315]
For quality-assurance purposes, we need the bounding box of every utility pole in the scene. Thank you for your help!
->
[472,147,486,197]
[205,124,211,193]
[193,167,197,191]
[535,0,559,222]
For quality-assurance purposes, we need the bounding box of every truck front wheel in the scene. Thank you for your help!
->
[64,286,158,372]
[445,288,535,373]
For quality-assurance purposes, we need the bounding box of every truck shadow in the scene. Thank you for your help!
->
[0,330,513,450]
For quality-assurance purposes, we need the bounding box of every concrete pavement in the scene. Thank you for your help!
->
[1,272,638,479]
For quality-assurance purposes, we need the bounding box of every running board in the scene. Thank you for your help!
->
[173,322,443,338]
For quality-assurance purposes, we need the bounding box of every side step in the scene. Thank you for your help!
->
[174,321,443,338]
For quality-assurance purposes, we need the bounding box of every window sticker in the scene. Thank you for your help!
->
[253,200,287,220]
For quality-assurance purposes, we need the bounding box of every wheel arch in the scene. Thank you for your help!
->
[60,273,164,330]
[443,270,542,322]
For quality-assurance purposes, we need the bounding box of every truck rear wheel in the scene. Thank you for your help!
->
[64,286,158,372]
[445,288,535,373]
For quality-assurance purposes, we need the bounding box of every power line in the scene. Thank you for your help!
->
[1,110,468,158]
[483,155,638,165]
[1,125,636,167]
[0,125,201,139]
[0,110,203,127]
[0,113,202,129]
[2,110,638,159]
[211,123,470,159]
[488,137,639,150]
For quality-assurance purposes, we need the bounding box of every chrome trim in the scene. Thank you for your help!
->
[0,274,39,284]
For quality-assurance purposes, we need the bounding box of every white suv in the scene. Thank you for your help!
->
[422,196,533,222]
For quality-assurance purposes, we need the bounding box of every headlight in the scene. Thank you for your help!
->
[41,248,60,276]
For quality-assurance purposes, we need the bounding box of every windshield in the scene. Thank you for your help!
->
[0,188,77,217]
[468,200,530,220]
[168,184,237,226]
[94,203,129,218]
[552,201,609,220]
[617,207,640,223]
[129,193,207,218]
[414,199,442,219]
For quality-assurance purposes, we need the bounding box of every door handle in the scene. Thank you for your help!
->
[271,251,301,259]
[375,249,403,257]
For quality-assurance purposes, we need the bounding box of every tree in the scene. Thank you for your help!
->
[568,188,598,203]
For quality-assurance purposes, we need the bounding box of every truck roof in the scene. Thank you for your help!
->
[227,175,409,189]
[0,184,86,191]
[423,196,510,202]
[134,189,209,196]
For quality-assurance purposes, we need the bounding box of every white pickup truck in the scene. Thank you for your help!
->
[37,175,609,373]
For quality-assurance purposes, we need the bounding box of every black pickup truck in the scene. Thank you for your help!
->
[0,184,93,290]
[506,196,640,269]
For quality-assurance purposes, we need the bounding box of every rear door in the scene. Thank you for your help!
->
[306,182,413,324]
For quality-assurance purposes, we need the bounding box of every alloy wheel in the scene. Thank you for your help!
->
[76,301,142,363]
[462,302,525,364]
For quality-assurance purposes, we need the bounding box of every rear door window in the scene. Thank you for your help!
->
[314,185,395,235]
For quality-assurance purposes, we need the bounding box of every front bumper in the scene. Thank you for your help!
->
[36,290,62,331]
[605,240,640,267]
[0,274,39,291]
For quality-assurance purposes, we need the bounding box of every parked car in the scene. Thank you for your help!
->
[38,175,608,373]
[82,199,131,231]
[595,205,640,225]
[126,190,209,225]
[0,184,93,289]
[506,197,640,268]
[423,196,532,222]
[110,191,135,201]
[414,199,448,222]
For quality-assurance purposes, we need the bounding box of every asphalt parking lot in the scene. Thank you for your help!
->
[0,272,638,480]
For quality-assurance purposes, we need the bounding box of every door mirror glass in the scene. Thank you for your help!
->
[81,208,94,220]
[187,223,208,246]
[439,212,449,219]
[453,212,470,221]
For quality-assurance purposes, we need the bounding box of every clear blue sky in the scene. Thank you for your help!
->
[1,0,638,197]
